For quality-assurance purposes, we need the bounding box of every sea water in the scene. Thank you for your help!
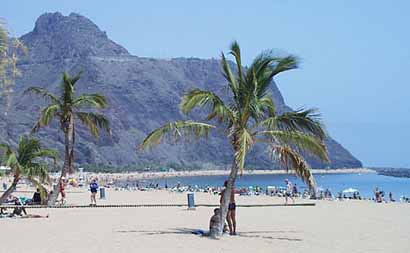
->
[141,173,410,199]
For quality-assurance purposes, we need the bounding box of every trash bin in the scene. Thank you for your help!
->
[100,187,106,199]
[187,192,195,210]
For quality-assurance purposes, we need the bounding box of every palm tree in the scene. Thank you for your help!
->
[0,22,7,58]
[25,71,111,205]
[0,20,26,117]
[0,135,57,204]
[140,42,329,237]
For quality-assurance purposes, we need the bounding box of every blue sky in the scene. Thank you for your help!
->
[2,0,410,167]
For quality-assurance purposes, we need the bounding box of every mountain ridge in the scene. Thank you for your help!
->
[0,12,362,170]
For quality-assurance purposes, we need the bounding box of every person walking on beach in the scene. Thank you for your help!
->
[285,179,295,204]
[90,179,99,206]
[220,180,237,235]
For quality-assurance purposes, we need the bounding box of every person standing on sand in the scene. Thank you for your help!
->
[292,183,298,197]
[90,179,99,206]
[389,192,395,202]
[220,180,237,235]
[285,179,295,204]
[59,177,66,204]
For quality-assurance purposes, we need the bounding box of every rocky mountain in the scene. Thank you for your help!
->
[0,12,362,170]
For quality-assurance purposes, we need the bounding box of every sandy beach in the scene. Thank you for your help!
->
[1,188,409,253]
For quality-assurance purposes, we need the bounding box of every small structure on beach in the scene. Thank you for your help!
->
[342,188,359,194]
[0,166,11,171]
[342,188,361,199]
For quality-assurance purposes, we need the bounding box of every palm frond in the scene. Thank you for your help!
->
[61,72,75,105]
[76,112,111,138]
[247,51,299,99]
[0,143,19,173]
[181,89,234,124]
[140,121,215,150]
[32,149,58,163]
[1,136,54,189]
[73,94,108,109]
[32,104,61,133]
[17,136,42,165]
[0,23,8,56]
[271,145,316,190]
[270,55,299,77]
[263,109,326,140]
[246,51,278,97]
[229,41,244,83]
[0,143,13,157]
[258,96,276,117]
[24,87,60,105]
[2,152,19,172]
[248,94,278,122]
[233,128,254,174]
[221,53,239,100]
[25,164,50,183]
[256,130,329,162]
[70,71,83,86]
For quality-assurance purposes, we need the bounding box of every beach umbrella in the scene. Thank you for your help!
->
[316,187,325,192]
[342,188,359,193]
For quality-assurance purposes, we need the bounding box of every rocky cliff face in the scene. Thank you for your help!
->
[21,12,129,63]
[0,12,362,169]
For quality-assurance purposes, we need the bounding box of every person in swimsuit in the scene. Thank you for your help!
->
[59,177,66,204]
[89,178,99,206]
[284,179,295,204]
[220,180,237,235]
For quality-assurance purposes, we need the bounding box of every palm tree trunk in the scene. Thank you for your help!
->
[46,182,59,206]
[63,116,75,176]
[218,160,239,237]
[48,117,74,206]
[0,175,19,204]
[210,139,241,238]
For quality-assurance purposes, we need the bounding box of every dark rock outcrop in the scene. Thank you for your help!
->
[0,12,362,170]
[374,168,410,178]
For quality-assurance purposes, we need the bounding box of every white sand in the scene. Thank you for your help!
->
[1,188,409,253]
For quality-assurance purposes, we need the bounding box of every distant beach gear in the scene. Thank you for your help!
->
[342,188,359,193]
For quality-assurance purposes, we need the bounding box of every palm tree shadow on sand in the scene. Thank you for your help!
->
[116,228,303,242]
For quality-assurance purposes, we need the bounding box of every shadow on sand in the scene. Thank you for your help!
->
[116,228,303,242]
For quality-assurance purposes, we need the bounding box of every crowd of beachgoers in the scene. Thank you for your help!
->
[113,180,410,204]
[1,169,409,216]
